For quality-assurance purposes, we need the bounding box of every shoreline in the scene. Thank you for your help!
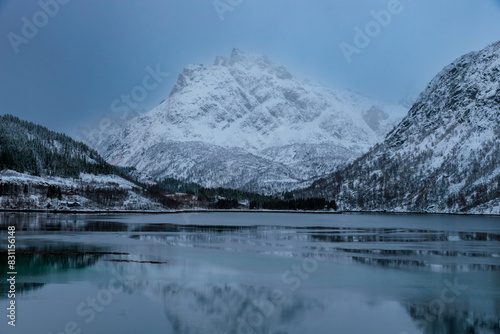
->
[0,208,499,217]
[0,208,342,215]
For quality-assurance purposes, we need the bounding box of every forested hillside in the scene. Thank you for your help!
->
[0,115,167,210]
[0,114,113,177]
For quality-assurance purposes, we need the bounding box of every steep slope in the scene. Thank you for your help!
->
[0,114,113,177]
[80,49,405,193]
[299,41,500,214]
[0,115,162,210]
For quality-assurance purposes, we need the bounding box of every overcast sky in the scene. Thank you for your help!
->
[1,0,499,135]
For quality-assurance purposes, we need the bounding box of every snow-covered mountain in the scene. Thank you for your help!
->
[298,41,500,214]
[80,49,406,193]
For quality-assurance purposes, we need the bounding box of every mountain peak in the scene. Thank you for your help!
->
[212,48,259,66]
[81,48,406,193]
[230,47,245,59]
[169,49,296,99]
[228,48,270,66]
[299,40,500,214]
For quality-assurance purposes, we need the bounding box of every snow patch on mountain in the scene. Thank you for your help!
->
[80,49,406,193]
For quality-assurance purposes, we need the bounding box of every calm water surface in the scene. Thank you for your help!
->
[1,212,499,334]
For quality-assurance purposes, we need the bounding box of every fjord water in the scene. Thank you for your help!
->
[1,213,499,334]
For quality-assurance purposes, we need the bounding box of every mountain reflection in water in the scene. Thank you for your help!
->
[0,212,499,334]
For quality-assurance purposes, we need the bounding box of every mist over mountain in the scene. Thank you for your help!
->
[79,49,406,194]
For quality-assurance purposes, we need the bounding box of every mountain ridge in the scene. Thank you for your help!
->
[79,49,406,193]
[297,41,500,215]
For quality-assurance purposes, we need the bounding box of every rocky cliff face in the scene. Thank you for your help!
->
[79,49,405,193]
[299,41,500,214]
